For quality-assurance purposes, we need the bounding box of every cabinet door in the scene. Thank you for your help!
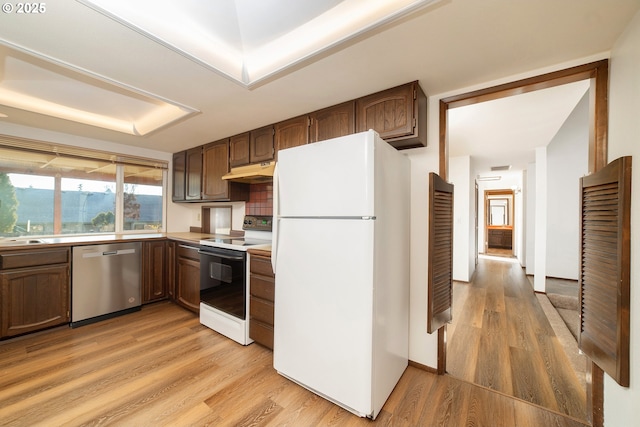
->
[202,139,230,201]
[249,254,275,349]
[1,264,69,338]
[250,125,275,163]
[166,240,176,300]
[185,147,203,201]
[142,240,167,303]
[172,151,186,202]
[309,101,355,143]
[275,116,308,154]
[356,82,415,139]
[229,133,250,167]
[176,246,200,313]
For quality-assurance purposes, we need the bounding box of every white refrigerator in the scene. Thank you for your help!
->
[271,130,410,420]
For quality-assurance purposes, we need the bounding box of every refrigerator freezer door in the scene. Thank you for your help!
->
[276,130,376,218]
[274,217,375,417]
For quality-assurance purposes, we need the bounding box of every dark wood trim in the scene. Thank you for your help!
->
[437,325,447,375]
[408,359,438,374]
[439,100,448,181]
[438,59,610,424]
[439,60,608,174]
[586,361,604,427]
[590,61,609,173]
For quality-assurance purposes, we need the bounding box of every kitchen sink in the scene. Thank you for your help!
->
[0,238,47,246]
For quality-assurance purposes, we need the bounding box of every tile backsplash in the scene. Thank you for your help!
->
[245,183,273,216]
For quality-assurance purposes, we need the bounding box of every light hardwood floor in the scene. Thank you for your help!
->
[0,300,589,426]
[447,256,587,421]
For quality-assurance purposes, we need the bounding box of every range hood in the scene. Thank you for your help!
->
[222,161,275,183]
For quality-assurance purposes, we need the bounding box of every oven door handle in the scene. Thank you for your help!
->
[198,249,245,261]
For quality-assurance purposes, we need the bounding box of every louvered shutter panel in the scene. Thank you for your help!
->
[579,156,631,387]
[428,173,454,333]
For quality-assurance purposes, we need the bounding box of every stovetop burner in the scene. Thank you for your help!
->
[199,215,272,251]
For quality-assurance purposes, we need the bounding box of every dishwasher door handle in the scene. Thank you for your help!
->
[82,248,137,258]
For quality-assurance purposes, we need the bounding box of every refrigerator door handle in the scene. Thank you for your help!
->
[271,162,279,274]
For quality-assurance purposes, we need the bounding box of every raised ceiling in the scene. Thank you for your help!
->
[78,0,438,87]
[0,0,638,166]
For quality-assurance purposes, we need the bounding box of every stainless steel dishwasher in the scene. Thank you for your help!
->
[71,242,142,327]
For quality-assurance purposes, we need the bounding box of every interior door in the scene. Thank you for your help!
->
[579,155,631,387]
[427,172,454,333]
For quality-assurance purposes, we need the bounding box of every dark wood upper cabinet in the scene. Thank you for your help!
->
[185,146,203,201]
[230,128,274,167]
[250,125,275,163]
[202,139,229,200]
[356,81,427,149]
[172,82,426,197]
[202,139,249,202]
[275,115,309,154]
[172,151,186,202]
[309,101,355,143]
[229,132,250,168]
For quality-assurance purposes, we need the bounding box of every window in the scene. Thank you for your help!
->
[0,136,167,238]
[123,165,163,231]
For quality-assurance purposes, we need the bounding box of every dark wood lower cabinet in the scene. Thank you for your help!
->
[0,248,70,339]
[487,228,513,249]
[142,240,168,303]
[175,244,200,313]
[249,252,275,349]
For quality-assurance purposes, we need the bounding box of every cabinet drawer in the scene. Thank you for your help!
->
[250,255,273,277]
[250,275,274,301]
[177,245,200,261]
[250,296,274,325]
[0,248,69,270]
[249,319,274,350]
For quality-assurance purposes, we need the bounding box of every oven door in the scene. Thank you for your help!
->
[198,246,247,320]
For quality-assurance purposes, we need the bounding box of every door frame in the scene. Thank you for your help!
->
[484,189,515,255]
[438,59,608,426]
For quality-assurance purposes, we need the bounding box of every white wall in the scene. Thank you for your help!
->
[450,155,473,282]
[545,92,589,280]
[525,164,536,275]
[603,9,640,425]
[533,147,547,293]
[405,94,441,368]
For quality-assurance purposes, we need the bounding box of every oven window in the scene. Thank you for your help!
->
[200,249,246,319]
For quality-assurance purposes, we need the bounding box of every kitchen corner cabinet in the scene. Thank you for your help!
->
[356,81,427,149]
[0,247,70,339]
[142,240,168,303]
[275,116,309,154]
[309,101,355,143]
[249,252,275,349]
[175,244,200,314]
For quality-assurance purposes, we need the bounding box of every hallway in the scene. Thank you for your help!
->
[447,256,587,421]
